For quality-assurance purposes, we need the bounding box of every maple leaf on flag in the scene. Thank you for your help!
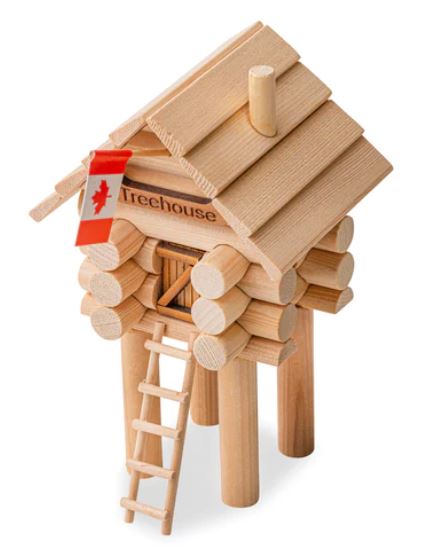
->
[91,179,111,215]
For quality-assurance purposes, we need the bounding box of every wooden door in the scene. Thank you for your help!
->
[157,242,204,323]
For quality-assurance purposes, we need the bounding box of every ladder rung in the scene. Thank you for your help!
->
[120,498,168,520]
[132,419,181,440]
[144,339,192,361]
[126,459,175,479]
[138,382,189,403]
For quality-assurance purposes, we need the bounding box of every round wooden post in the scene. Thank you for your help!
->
[190,365,219,425]
[218,357,259,507]
[277,308,314,457]
[121,330,162,474]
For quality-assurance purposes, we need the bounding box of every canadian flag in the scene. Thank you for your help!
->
[75,150,133,246]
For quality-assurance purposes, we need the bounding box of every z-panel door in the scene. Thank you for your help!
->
[157,242,204,323]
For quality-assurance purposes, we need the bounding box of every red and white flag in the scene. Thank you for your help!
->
[75,150,133,246]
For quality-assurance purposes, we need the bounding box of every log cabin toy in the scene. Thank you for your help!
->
[30,22,393,535]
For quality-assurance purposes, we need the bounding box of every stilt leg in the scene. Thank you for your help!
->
[277,308,314,457]
[218,358,259,507]
[190,365,219,425]
[121,330,162,475]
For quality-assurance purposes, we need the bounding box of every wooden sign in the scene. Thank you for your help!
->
[118,177,226,225]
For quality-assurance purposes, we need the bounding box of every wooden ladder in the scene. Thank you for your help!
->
[120,321,196,535]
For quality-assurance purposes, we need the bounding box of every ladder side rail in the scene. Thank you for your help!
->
[162,334,197,535]
[125,322,166,523]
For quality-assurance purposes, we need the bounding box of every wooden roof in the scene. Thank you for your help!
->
[31,22,392,280]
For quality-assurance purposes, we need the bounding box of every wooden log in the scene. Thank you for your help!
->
[191,245,250,299]
[190,365,219,426]
[278,308,314,457]
[193,324,251,371]
[191,287,250,335]
[299,285,353,314]
[218,357,259,507]
[133,274,161,310]
[90,260,147,307]
[80,292,100,315]
[90,297,146,340]
[248,65,277,137]
[315,215,354,253]
[298,249,354,290]
[133,309,295,367]
[238,265,297,305]
[88,219,145,271]
[79,245,90,256]
[238,301,297,342]
[78,258,99,291]
[133,238,162,274]
[291,275,308,304]
[242,337,296,366]
[121,330,162,475]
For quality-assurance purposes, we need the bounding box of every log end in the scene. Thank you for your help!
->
[191,263,226,299]
[90,298,145,340]
[336,216,355,253]
[299,285,354,314]
[88,243,122,272]
[193,324,251,371]
[336,252,355,290]
[278,304,298,342]
[334,286,354,313]
[279,268,298,305]
[191,297,228,335]
[90,272,123,307]
[81,293,100,316]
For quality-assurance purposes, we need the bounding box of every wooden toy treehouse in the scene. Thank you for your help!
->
[30,22,392,535]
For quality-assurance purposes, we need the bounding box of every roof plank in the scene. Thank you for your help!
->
[54,165,87,196]
[29,188,78,222]
[109,22,264,147]
[179,63,331,197]
[147,26,299,157]
[213,101,363,236]
[241,137,393,279]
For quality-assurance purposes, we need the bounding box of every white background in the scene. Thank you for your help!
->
[1,0,428,557]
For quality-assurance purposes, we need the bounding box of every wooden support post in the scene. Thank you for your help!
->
[190,365,219,426]
[277,308,314,458]
[248,65,277,137]
[121,330,162,474]
[218,358,259,507]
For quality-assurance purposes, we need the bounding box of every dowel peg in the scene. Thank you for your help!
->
[248,65,277,137]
